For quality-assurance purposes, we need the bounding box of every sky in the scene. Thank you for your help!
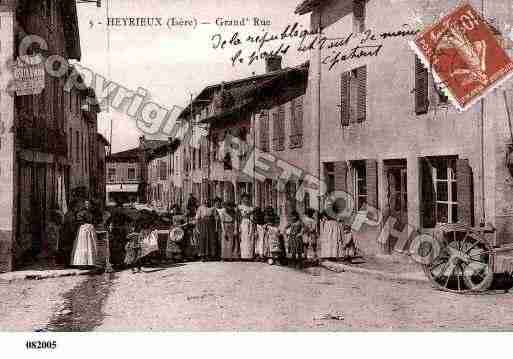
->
[75,0,310,152]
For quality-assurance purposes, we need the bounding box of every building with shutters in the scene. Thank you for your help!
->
[0,1,107,272]
[295,0,513,256]
[175,57,310,228]
[145,138,180,211]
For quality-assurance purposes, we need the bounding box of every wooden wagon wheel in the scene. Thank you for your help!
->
[423,225,494,293]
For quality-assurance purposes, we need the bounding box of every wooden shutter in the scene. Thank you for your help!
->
[366,159,378,208]
[278,105,285,150]
[353,0,365,19]
[415,56,429,115]
[456,159,474,226]
[296,96,303,136]
[357,66,367,122]
[260,111,269,152]
[340,71,351,126]
[421,158,436,228]
[334,161,348,192]
[272,111,280,150]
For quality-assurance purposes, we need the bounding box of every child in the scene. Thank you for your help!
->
[263,207,282,265]
[302,208,318,261]
[285,211,304,268]
[47,209,63,267]
[124,221,143,273]
[167,215,186,262]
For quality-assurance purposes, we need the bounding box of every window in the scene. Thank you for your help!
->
[432,158,458,224]
[75,131,79,163]
[272,106,285,151]
[353,0,366,33]
[421,157,464,228]
[324,162,335,193]
[290,97,303,149]
[341,66,367,126]
[128,167,136,181]
[69,127,72,161]
[108,168,116,182]
[159,160,167,181]
[352,161,367,210]
[260,111,269,152]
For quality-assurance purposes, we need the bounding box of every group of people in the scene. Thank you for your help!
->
[168,194,359,269]
[51,193,360,273]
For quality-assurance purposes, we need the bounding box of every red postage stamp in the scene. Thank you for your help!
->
[410,2,513,112]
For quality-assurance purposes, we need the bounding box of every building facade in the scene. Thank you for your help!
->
[172,57,310,229]
[296,0,513,255]
[0,1,107,272]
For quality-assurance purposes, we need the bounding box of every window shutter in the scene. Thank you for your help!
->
[357,66,367,123]
[353,0,365,19]
[334,161,348,192]
[415,56,429,115]
[340,71,351,126]
[297,96,303,136]
[456,159,474,226]
[260,111,269,152]
[279,105,285,150]
[421,158,436,228]
[366,159,378,208]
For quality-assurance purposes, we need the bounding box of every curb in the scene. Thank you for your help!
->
[0,269,94,283]
[320,260,428,283]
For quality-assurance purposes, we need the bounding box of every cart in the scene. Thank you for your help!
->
[422,222,513,293]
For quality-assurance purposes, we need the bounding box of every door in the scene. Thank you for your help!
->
[386,164,408,225]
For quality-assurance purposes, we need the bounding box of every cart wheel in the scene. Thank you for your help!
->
[423,228,493,293]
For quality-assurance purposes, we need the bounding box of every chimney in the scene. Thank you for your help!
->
[265,55,282,73]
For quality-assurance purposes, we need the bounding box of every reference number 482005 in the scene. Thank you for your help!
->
[25,340,57,350]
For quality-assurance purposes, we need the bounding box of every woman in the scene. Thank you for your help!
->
[195,198,219,261]
[285,211,304,268]
[218,201,238,261]
[70,200,98,268]
[318,209,344,260]
[238,194,255,260]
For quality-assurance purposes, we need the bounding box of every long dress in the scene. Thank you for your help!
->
[238,204,255,259]
[255,224,267,258]
[70,210,98,266]
[318,219,344,259]
[302,216,317,259]
[196,205,219,258]
[218,208,237,260]
[263,224,280,258]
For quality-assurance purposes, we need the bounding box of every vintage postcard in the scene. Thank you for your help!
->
[2,0,513,356]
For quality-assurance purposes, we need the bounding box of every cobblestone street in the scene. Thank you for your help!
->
[2,262,513,331]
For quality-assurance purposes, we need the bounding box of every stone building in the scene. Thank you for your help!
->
[0,1,107,272]
[173,57,310,228]
[145,138,180,211]
[295,0,513,256]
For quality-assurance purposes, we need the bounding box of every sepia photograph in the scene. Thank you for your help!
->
[1,0,513,356]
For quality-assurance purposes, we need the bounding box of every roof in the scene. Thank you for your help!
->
[177,67,297,120]
[107,148,140,162]
[142,139,168,150]
[199,62,309,125]
[295,0,327,14]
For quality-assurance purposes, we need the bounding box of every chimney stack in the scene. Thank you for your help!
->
[265,55,282,73]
